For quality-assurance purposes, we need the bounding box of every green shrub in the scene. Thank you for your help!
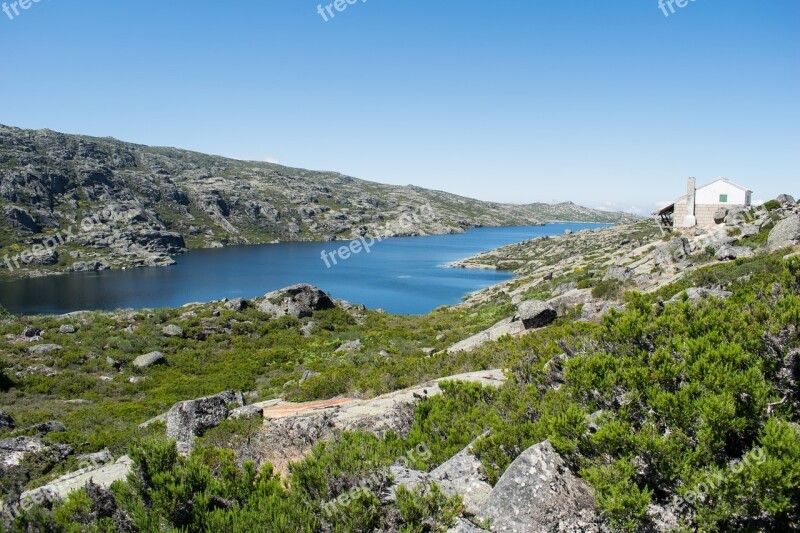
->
[763,199,781,211]
[591,279,623,300]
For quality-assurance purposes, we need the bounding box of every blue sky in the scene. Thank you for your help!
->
[1,1,798,213]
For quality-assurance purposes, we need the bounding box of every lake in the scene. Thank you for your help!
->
[0,223,607,315]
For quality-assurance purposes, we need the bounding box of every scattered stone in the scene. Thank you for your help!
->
[668,287,733,304]
[0,412,15,430]
[478,440,601,532]
[28,344,63,355]
[715,244,754,261]
[132,351,165,368]
[23,326,41,338]
[430,442,492,516]
[128,376,147,384]
[768,215,800,248]
[32,421,67,435]
[58,324,76,334]
[604,265,634,282]
[15,365,58,379]
[300,370,321,384]
[106,356,121,370]
[165,391,244,445]
[162,324,184,338]
[517,300,557,329]
[224,297,247,312]
[258,284,336,319]
[335,339,362,353]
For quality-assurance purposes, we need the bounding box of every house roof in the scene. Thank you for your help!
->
[698,177,752,194]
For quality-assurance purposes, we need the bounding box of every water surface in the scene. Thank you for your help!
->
[0,224,607,315]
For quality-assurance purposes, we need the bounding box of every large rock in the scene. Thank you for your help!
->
[768,215,800,248]
[713,208,728,224]
[478,441,601,532]
[0,412,15,430]
[447,317,524,354]
[715,244,754,261]
[165,391,244,444]
[669,287,733,304]
[162,324,184,338]
[28,344,63,355]
[603,265,634,282]
[430,442,492,516]
[517,300,557,329]
[258,284,336,319]
[776,194,797,207]
[132,351,165,368]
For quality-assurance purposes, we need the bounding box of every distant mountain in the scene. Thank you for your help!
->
[0,124,638,276]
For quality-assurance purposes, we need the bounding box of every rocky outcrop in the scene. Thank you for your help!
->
[715,243,754,261]
[429,441,492,516]
[516,300,557,329]
[0,412,14,430]
[768,215,800,249]
[669,287,733,304]
[478,441,602,532]
[258,284,336,319]
[28,344,63,355]
[604,265,634,282]
[165,391,244,446]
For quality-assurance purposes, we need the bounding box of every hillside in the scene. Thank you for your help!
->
[0,125,637,278]
[2,195,798,531]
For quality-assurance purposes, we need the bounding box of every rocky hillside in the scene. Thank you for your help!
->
[0,124,637,277]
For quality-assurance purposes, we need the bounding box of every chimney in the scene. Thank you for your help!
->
[684,177,697,227]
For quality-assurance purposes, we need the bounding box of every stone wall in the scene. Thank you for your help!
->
[674,203,688,228]
[695,204,723,228]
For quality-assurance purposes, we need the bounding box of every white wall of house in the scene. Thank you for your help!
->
[695,180,750,206]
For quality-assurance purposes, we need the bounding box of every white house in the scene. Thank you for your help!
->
[655,177,753,230]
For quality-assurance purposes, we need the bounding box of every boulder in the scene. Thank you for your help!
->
[517,300,557,329]
[132,351,165,368]
[165,391,244,444]
[604,265,634,282]
[713,207,728,224]
[768,215,800,248]
[335,339,362,353]
[224,297,247,312]
[740,225,760,238]
[32,421,67,435]
[430,443,492,516]
[162,324,184,338]
[28,344,63,355]
[478,441,601,532]
[228,405,263,420]
[715,244,754,261]
[551,281,578,297]
[0,412,15,430]
[777,194,797,207]
[668,287,733,304]
[58,324,76,334]
[258,284,336,319]
[0,436,71,469]
[23,326,41,338]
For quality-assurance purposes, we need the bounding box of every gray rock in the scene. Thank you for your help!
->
[106,356,121,370]
[23,326,41,338]
[447,518,488,533]
[58,324,76,334]
[300,321,316,337]
[28,344,63,355]
[741,225,760,237]
[228,405,263,420]
[715,244,754,261]
[70,260,111,272]
[162,324,184,338]
[430,443,492,516]
[300,370,321,383]
[76,449,113,467]
[768,215,800,248]
[165,391,244,444]
[258,284,336,319]
[551,281,578,297]
[478,440,601,532]
[132,351,165,368]
[517,300,557,329]
[0,412,15,430]
[777,194,797,207]
[0,436,71,469]
[714,207,728,224]
[224,297,247,312]
[32,421,67,435]
[668,287,733,303]
[604,265,634,282]
[335,339,362,353]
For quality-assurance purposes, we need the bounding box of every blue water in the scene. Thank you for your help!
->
[0,224,607,315]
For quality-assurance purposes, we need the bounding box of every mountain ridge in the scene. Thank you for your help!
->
[0,124,638,277]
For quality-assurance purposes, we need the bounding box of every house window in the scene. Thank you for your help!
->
[719,194,728,203]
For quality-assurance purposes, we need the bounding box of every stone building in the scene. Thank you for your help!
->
[655,177,753,230]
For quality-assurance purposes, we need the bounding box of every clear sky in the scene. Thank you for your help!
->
[1,1,798,213]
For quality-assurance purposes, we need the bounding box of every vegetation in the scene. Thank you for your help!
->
[3,236,800,530]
